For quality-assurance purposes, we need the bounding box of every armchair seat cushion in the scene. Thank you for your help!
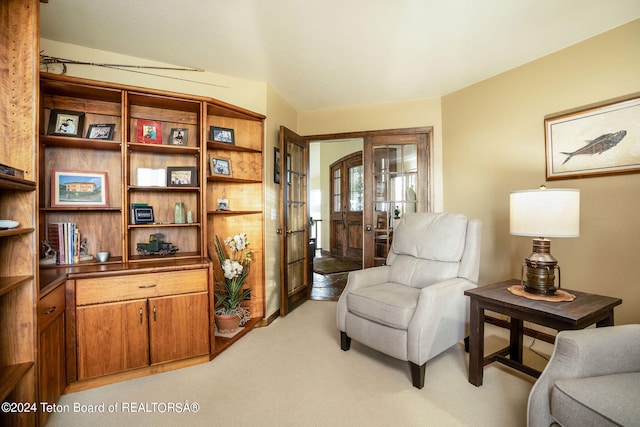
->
[551,372,640,427]
[347,283,420,329]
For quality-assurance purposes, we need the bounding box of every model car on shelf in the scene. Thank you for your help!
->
[136,233,179,256]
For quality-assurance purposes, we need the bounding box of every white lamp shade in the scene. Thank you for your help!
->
[510,188,580,238]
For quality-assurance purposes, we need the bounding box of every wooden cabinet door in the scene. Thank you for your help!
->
[38,284,66,427]
[38,313,65,427]
[76,299,149,380]
[149,292,209,364]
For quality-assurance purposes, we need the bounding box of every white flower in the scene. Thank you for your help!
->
[222,259,243,279]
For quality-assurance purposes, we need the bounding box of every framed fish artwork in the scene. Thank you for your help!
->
[545,94,640,180]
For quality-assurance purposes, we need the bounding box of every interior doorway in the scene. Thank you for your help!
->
[329,151,363,263]
[306,126,432,300]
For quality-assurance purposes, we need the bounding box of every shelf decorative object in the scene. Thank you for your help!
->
[210,156,231,176]
[51,170,108,207]
[47,109,85,137]
[174,201,186,224]
[210,126,235,145]
[168,128,188,146]
[167,166,197,187]
[213,233,252,333]
[86,123,115,140]
[136,232,179,256]
[137,119,163,144]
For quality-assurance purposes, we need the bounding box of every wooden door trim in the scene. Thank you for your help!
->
[306,126,433,141]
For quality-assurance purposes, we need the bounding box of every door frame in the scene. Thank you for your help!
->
[307,127,433,267]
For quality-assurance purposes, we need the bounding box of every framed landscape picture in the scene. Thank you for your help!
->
[51,170,109,208]
[47,109,85,138]
[137,119,163,144]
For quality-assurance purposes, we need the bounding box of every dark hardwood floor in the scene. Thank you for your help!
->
[309,250,350,301]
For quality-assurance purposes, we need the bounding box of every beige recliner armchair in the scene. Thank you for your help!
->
[527,324,640,427]
[336,212,482,388]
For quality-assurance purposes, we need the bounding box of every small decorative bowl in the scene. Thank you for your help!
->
[0,220,19,229]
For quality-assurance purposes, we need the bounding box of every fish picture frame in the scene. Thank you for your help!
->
[545,94,640,180]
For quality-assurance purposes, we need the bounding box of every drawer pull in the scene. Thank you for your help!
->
[44,306,57,315]
[138,284,157,289]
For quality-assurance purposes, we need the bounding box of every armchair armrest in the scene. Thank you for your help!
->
[527,324,640,427]
[408,277,477,364]
[336,266,389,331]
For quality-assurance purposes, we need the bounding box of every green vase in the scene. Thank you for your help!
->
[174,202,186,224]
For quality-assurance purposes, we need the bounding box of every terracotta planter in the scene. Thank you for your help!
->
[215,313,241,334]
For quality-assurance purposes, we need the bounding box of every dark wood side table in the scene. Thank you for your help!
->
[465,279,622,386]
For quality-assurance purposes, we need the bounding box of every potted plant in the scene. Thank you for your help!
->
[213,233,253,333]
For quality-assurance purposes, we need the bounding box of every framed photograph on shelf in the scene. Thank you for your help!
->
[210,126,235,144]
[86,123,115,140]
[51,170,109,208]
[131,204,155,224]
[545,95,640,180]
[137,119,163,144]
[210,156,231,176]
[216,198,230,211]
[47,109,85,138]
[167,166,197,187]
[168,128,188,146]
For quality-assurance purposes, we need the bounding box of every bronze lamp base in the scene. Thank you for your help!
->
[521,238,561,296]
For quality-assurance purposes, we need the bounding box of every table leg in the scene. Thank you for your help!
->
[509,317,523,363]
[596,310,614,327]
[468,298,484,386]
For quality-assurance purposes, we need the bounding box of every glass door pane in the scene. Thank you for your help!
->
[371,142,418,266]
[286,140,307,296]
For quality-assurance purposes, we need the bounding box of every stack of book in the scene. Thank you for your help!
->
[47,222,81,264]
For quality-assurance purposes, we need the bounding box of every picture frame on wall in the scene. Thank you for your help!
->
[210,126,235,144]
[137,119,163,144]
[210,156,231,176]
[168,128,188,146]
[167,166,197,187]
[274,147,281,184]
[47,109,85,138]
[51,170,109,208]
[86,123,115,140]
[545,95,640,180]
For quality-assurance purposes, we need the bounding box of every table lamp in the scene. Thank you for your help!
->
[510,186,580,295]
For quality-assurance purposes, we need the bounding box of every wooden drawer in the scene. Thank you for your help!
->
[38,284,66,327]
[76,269,208,306]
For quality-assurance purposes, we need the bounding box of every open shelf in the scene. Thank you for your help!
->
[0,275,34,298]
[0,362,34,402]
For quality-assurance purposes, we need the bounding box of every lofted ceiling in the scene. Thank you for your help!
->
[39,0,640,112]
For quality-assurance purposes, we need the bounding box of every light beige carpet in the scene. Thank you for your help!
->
[48,300,552,426]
